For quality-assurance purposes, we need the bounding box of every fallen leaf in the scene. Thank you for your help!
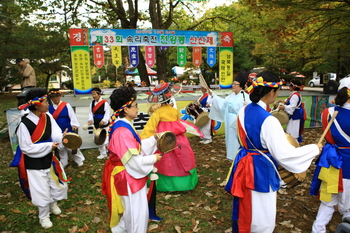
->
[174,224,181,233]
[10,209,21,214]
[84,200,93,205]
[191,219,201,232]
[279,220,294,228]
[278,189,288,195]
[279,208,288,213]
[181,211,191,215]
[195,201,204,207]
[92,217,101,223]
[204,206,211,211]
[205,192,213,197]
[148,224,158,231]
[225,227,232,233]
[68,225,78,233]
[97,230,107,233]
[77,223,89,232]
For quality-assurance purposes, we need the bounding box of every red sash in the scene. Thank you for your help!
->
[32,113,47,142]
[92,99,107,114]
[322,108,336,144]
[198,93,208,102]
[52,102,67,120]
[19,113,48,191]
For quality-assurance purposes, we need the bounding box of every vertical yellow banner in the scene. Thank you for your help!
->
[71,46,92,94]
[111,46,122,68]
[219,47,233,89]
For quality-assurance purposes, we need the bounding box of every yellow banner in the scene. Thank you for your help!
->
[219,47,233,89]
[111,46,122,68]
[71,46,92,94]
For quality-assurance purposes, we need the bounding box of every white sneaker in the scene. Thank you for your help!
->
[50,202,61,215]
[76,161,84,167]
[39,217,53,229]
[202,139,212,144]
[199,139,206,143]
[97,154,107,159]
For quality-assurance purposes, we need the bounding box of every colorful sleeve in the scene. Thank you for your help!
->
[108,127,139,165]
[140,110,160,139]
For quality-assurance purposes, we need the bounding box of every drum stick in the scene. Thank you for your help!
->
[317,110,338,144]
[160,145,182,156]
[241,90,246,101]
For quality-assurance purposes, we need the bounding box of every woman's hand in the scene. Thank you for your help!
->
[317,143,323,154]
[52,142,59,150]
[154,153,162,162]
[62,128,68,137]
[88,120,93,125]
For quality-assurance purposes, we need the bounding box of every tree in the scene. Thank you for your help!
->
[239,0,350,77]
[0,0,73,90]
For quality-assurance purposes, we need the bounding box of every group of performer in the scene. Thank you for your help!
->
[11,70,350,233]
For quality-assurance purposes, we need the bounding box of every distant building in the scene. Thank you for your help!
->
[49,70,71,89]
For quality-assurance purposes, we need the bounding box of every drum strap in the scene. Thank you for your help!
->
[245,135,285,187]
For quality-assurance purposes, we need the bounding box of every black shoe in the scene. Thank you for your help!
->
[343,216,350,224]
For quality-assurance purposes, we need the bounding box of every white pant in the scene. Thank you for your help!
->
[286,119,300,140]
[59,147,85,167]
[198,119,211,140]
[251,189,277,233]
[114,185,149,233]
[312,179,350,233]
[27,167,68,219]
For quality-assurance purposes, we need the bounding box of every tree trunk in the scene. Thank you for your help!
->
[137,49,150,86]
[45,74,51,91]
[156,47,167,81]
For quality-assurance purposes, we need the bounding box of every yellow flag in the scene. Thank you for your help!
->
[111,46,122,68]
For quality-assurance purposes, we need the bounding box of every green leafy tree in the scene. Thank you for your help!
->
[239,0,350,77]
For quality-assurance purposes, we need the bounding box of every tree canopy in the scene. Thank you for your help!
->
[2,0,350,90]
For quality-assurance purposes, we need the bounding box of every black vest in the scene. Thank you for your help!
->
[91,100,107,128]
[21,114,57,169]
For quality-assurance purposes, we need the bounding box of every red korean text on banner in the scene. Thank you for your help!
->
[69,28,88,46]
[93,45,104,68]
[192,47,202,67]
[220,32,234,47]
[145,46,155,68]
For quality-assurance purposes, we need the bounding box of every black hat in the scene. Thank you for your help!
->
[16,58,24,64]
[290,79,301,86]
[235,70,249,86]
